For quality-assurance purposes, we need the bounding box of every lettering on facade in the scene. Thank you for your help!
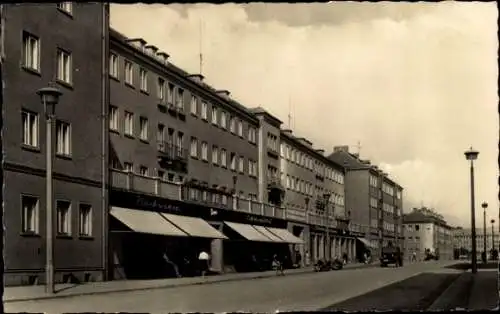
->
[246,215,272,225]
[136,196,181,212]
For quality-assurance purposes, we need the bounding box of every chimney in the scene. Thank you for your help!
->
[334,145,349,153]
[126,38,147,51]
[187,74,204,84]
[156,51,170,64]
[144,45,159,56]
[216,90,231,98]
[282,129,293,136]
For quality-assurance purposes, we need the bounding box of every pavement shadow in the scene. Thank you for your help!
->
[322,272,460,312]
[445,261,498,270]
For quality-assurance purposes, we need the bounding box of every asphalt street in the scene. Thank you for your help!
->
[5,260,460,314]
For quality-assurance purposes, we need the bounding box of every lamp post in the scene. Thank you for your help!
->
[464,147,479,274]
[37,86,63,294]
[482,202,488,263]
[491,219,495,258]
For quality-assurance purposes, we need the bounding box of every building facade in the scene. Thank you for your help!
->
[2,4,408,286]
[328,146,404,259]
[453,227,500,257]
[403,207,454,261]
[1,3,109,286]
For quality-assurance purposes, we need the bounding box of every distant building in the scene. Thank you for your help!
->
[452,227,500,257]
[403,207,454,260]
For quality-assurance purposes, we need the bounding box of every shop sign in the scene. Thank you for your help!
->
[135,196,181,213]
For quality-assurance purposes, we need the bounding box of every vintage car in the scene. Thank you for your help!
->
[380,246,403,267]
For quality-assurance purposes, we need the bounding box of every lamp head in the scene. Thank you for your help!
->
[491,219,495,224]
[482,202,488,209]
[464,147,479,161]
[37,86,62,116]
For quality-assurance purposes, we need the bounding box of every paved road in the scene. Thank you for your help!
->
[5,261,460,314]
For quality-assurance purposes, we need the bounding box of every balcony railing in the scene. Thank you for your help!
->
[109,169,287,220]
[157,141,188,161]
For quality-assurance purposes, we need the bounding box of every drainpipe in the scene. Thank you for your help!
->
[101,2,110,281]
[0,4,5,302]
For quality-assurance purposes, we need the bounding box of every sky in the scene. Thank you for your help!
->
[110,2,498,228]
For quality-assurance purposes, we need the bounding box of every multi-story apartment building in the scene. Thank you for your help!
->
[328,146,404,258]
[278,129,352,264]
[106,29,302,279]
[453,227,500,258]
[1,3,109,285]
[403,207,454,261]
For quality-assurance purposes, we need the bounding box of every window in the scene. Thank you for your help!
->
[109,106,118,131]
[22,110,39,147]
[238,120,243,137]
[201,101,208,120]
[109,53,118,78]
[124,162,133,172]
[22,32,40,71]
[167,83,174,104]
[221,111,227,129]
[230,153,236,170]
[230,117,236,133]
[139,166,148,176]
[56,120,71,156]
[176,132,184,151]
[56,200,71,235]
[201,141,208,161]
[212,146,219,164]
[415,225,420,231]
[157,124,165,143]
[22,195,39,234]
[248,127,256,144]
[238,156,244,173]
[139,117,148,141]
[124,61,133,85]
[57,2,73,14]
[211,106,218,125]
[157,78,165,100]
[176,88,184,110]
[139,68,148,92]
[79,204,92,237]
[220,149,227,167]
[57,49,72,84]
[190,137,198,157]
[124,111,134,136]
[249,160,257,176]
[190,95,198,115]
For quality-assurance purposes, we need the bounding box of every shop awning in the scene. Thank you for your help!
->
[357,237,376,249]
[110,206,188,237]
[160,213,227,239]
[224,221,274,242]
[253,225,286,242]
[265,227,304,244]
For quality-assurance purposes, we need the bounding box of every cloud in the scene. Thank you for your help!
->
[110,2,498,227]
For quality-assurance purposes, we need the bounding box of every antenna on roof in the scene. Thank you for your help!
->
[199,18,204,75]
[288,94,292,129]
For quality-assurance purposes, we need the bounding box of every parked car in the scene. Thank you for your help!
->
[380,246,403,267]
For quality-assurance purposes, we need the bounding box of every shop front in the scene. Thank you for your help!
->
[286,221,310,267]
[308,225,358,263]
[108,190,303,279]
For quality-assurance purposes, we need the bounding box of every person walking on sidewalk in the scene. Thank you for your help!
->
[272,254,284,276]
[198,250,210,278]
[163,251,181,278]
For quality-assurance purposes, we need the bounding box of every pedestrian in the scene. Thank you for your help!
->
[272,254,284,276]
[412,251,417,263]
[305,250,311,267]
[296,250,302,268]
[162,251,181,278]
[198,250,210,278]
[342,252,348,265]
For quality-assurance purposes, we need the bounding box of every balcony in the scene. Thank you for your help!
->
[110,169,182,200]
[267,174,285,191]
[157,141,188,172]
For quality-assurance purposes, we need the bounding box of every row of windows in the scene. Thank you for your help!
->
[369,175,378,187]
[189,138,258,177]
[384,221,395,232]
[383,203,395,214]
[283,174,345,205]
[383,183,395,196]
[22,194,92,237]
[22,110,71,156]
[23,31,72,85]
[115,162,185,184]
[280,143,344,184]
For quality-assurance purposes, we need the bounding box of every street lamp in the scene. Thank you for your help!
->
[482,202,488,263]
[491,219,495,258]
[37,86,62,294]
[464,147,479,274]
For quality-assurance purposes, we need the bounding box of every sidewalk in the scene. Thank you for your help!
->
[427,269,498,310]
[4,262,375,303]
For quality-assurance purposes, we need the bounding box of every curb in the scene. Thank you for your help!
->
[5,264,378,303]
